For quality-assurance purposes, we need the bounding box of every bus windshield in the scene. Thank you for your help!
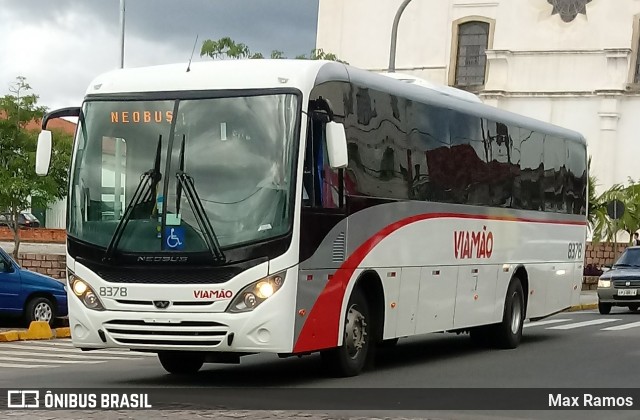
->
[68,93,298,255]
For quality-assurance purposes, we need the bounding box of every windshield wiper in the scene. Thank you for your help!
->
[174,137,226,263]
[103,135,163,262]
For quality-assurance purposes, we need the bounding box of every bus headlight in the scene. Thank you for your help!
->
[69,272,105,311]
[227,272,285,313]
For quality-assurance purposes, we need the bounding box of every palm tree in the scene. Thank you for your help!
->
[588,157,640,244]
[588,157,611,243]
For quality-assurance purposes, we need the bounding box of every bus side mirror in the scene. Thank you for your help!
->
[325,121,348,169]
[36,130,52,176]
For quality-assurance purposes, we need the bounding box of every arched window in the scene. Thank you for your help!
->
[454,21,490,88]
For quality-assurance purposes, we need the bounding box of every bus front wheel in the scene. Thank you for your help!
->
[490,278,525,349]
[158,351,204,375]
[321,288,371,377]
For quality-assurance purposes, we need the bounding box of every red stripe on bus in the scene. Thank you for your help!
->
[292,212,586,353]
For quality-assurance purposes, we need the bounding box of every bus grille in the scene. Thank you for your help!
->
[103,319,228,347]
[115,300,215,307]
[332,232,346,263]
[94,267,243,284]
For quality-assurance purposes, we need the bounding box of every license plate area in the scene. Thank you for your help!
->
[618,289,638,296]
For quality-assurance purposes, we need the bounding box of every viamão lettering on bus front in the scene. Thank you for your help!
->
[193,289,233,300]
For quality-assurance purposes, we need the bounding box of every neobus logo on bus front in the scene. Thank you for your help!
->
[454,227,494,259]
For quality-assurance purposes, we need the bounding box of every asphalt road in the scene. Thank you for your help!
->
[1,308,640,419]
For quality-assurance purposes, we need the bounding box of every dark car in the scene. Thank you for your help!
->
[0,247,67,326]
[0,212,41,228]
[597,246,640,314]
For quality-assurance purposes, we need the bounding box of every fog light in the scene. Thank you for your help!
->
[73,324,87,339]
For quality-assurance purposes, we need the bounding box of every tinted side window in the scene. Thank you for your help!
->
[486,121,517,208]
[449,111,488,205]
[344,86,409,200]
[543,136,566,213]
[510,127,524,209]
[518,129,544,211]
[407,101,451,202]
[566,139,587,215]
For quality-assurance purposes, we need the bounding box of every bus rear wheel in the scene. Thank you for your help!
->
[158,351,204,375]
[489,278,524,349]
[321,288,371,377]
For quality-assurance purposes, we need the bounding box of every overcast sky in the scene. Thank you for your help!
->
[0,0,319,110]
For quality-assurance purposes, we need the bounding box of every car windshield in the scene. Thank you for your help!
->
[613,248,640,267]
[68,93,299,254]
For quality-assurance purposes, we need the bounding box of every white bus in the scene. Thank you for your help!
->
[36,59,587,377]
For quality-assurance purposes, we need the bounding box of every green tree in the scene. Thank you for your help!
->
[200,37,348,63]
[0,77,73,257]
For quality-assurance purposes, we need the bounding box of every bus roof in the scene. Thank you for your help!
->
[84,59,586,146]
[333,64,587,146]
[84,59,328,97]
[376,72,484,104]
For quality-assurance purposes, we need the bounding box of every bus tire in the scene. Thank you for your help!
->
[158,351,204,375]
[321,288,371,377]
[490,278,524,349]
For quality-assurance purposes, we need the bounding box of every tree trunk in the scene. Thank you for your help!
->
[11,208,20,259]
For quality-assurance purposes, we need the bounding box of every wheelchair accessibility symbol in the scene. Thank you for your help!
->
[164,227,185,250]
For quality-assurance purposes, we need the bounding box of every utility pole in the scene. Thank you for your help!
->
[120,0,126,68]
[388,0,415,72]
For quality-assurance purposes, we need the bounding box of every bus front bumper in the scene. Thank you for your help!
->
[67,293,295,354]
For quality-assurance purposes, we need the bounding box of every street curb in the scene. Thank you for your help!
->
[0,321,71,342]
[0,331,19,342]
[567,303,598,312]
[54,327,71,338]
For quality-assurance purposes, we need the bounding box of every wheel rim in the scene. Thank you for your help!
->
[344,304,367,359]
[34,302,52,322]
[510,292,522,334]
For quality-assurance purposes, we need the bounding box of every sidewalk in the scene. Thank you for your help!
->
[0,241,65,255]
[568,289,598,311]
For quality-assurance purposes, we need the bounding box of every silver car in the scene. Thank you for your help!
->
[597,246,640,314]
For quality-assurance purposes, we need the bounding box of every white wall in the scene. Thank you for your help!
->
[46,198,66,229]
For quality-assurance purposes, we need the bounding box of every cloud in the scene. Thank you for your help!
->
[0,0,319,110]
